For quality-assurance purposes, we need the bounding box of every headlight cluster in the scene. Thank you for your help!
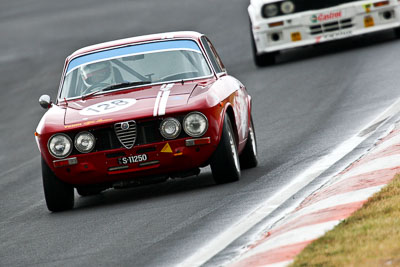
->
[183,112,208,138]
[48,134,73,158]
[262,1,295,18]
[48,132,95,158]
[74,132,95,153]
[159,112,208,139]
[160,118,181,139]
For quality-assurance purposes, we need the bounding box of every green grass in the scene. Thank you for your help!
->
[291,175,400,267]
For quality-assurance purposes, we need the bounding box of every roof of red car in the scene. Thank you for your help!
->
[67,31,204,61]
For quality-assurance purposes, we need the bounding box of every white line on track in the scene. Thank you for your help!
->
[0,156,40,185]
[0,199,45,227]
[279,185,384,228]
[245,220,339,257]
[369,129,400,155]
[332,154,400,185]
[178,98,400,267]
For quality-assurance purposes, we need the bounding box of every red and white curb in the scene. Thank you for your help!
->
[178,100,400,267]
[228,124,400,267]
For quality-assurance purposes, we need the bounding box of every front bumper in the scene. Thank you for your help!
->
[250,1,400,53]
[50,137,216,186]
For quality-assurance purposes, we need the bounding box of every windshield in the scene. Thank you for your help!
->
[59,40,212,99]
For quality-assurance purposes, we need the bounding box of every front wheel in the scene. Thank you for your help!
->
[239,118,258,169]
[41,157,74,212]
[210,115,241,184]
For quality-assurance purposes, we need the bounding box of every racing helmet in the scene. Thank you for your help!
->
[81,61,113,87]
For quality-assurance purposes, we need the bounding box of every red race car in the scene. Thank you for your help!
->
[35,31,258,211]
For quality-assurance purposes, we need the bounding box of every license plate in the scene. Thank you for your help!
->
[291,32,302,42]
[118,154,148,165]
[364,16,374,27]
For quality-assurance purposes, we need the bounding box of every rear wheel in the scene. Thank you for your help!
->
[41,157,74,212]
[239,117,258,169]
[210,115,241,184]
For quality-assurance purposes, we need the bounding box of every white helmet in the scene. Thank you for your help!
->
[81,61,113,87]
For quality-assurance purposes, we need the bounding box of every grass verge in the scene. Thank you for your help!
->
[291,175,400,267]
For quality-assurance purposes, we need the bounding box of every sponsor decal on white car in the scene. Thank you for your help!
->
[311,11,343,23]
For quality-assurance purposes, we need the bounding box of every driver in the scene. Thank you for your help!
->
[81,61,114,91]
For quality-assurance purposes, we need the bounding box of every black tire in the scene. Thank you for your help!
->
[41,157,74,212]
[250,23,276,67]
[394,27,400,38]
[239,117,258,169]
[76,187,104,197]
[210,115,241,184]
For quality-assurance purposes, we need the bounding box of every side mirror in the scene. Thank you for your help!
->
[39,95,52,109]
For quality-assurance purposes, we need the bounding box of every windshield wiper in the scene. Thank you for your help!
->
[81,89,102,100]
[102,81,152,92]
[80,81,152,100]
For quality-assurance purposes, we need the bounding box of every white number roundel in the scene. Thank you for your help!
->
[80,98,137,116]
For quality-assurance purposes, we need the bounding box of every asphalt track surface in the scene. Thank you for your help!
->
[1,0,400,266]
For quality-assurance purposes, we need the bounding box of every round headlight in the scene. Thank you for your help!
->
[74,131,96,153]
[281,1,295,14]
[48,133,72,158]
[183,112,208,138]
[160,118,181,139]
[262,4,278,18]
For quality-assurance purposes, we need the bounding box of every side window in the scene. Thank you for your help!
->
[207,38,226,73]
[201,36,225,74]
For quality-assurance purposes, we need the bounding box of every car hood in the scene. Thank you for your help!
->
[63,83,197,126]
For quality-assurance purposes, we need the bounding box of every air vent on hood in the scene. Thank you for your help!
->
[114,121,137,149]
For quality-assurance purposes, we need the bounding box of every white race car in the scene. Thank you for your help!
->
[248,0,400,66]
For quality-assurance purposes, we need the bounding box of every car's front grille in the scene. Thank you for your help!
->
[135,120,163,145]
[67,118,189,155]
[92,127,123,151]
[88,120,164,152]
[114,121,137,149]
[310,19,353,35]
